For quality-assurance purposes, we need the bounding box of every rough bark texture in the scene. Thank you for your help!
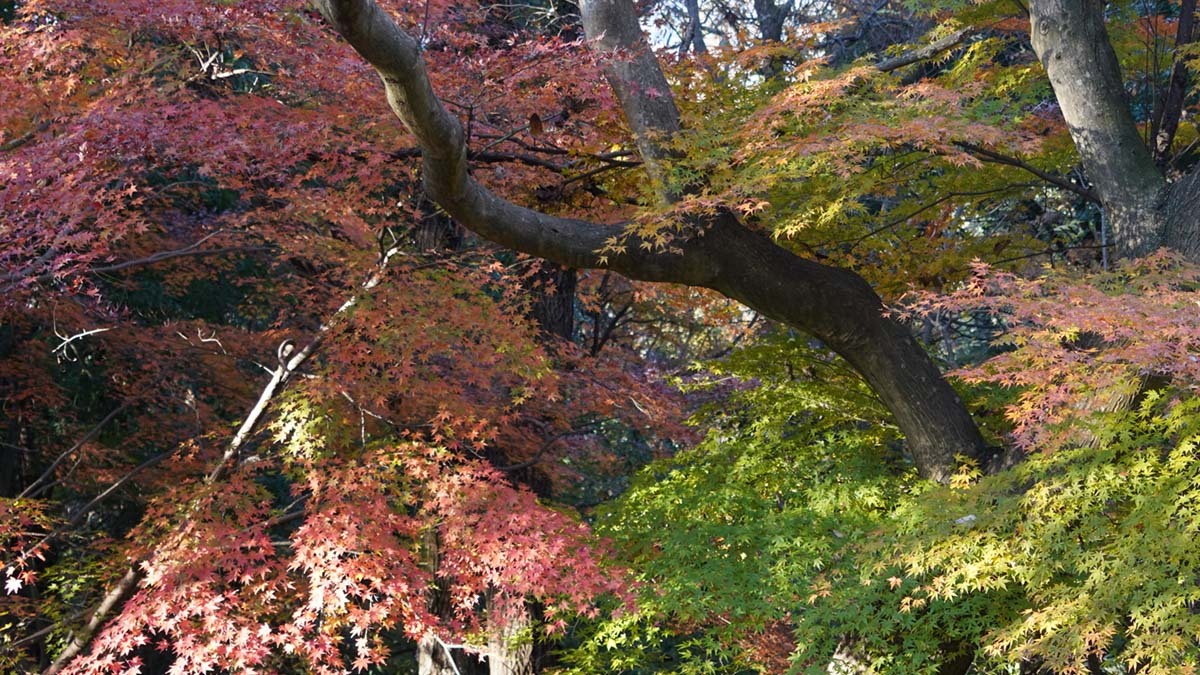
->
[753,0,792,42]
[1163,169,1200,258]
[528,263,576,341]
[1028,0,1200,262]
[1029,0,1169,257]
[579,0,683,198]
[312,0,989,482]
[679,0,709,55]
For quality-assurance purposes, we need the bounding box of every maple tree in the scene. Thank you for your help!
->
[1,0,683,671]
[308,0,1200,484]
[3,0,1200,671]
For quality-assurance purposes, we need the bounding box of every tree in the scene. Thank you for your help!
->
[308,3,1200,669]
[312,0,990,484]
[1,0,684,671]
[570,253,1200,673]
[313,0,1200,484]
[5,0,1200,670]
[1030,0,1199,259]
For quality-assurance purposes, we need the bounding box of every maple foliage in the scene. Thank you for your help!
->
[0,0,685,671]
[571,255,1200,674]
[4,0,1200,670]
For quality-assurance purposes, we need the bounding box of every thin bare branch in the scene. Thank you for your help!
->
[19,403,132,500]
[953,141,1100,203]
[90,245,273,275]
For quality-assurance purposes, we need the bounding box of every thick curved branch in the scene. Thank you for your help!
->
[311,0,989,481]
[312,0,700,280]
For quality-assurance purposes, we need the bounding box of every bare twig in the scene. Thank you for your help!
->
[90,245,272,275]
[51,328,113,356]
[839,185,1032,250]
[497,420,608,472]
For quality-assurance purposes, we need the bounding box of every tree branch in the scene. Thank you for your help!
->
[0,120,51,152]
[1151,0,1196,166]
[19,403,132,500]
[89,245,273,276]
[953,141,1100,202]
[876,27,976,72]
[311,0,989,482]
[39,243,409,672]
[42,567,141,675]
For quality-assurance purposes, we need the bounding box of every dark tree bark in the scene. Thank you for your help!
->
[753,0,792,42]
[527,262,576,342]
[0,323,23,499]
[1150,0,1196,167]
[678,0,709,55]
[310,0,990,483]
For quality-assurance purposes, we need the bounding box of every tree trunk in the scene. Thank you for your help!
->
[753,0,790,43]
[578,0,685,200]
[0,323,22,498]
[698,214,986,482]
[413,199,463,253]
[418,527,464,675]
[527,262,576,342]
[1027,0,1198,260]
[1162,170,1200,259]
[418,635,459,675]
[1150,0,1196,166]
[485,594,534,675]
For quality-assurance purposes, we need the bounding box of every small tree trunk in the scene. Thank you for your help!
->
[1162,170,1200,260]
[0,324,22,498]
[414,204,463,253]
[418,635,459,675]
[486,594,534,675]
[418,527,463,675]
[527,262,576,342]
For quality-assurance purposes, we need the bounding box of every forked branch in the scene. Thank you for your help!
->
[311,0,990,482]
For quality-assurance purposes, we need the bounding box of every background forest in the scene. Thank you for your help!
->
[3,0,1200,672]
